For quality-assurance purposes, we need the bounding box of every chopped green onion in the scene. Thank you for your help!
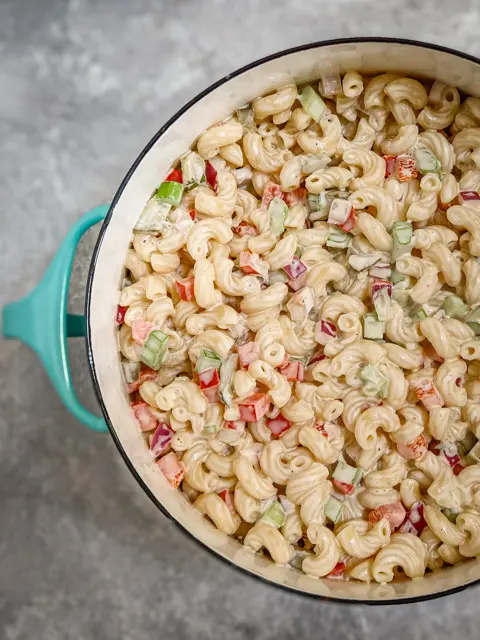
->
[219,354,238,407]
[134,197,171,232]
[467,441,480,463]
[466,307,480,335]
[360,364,388,398]
[259,501,286,528]
[324,496,344,523]
[268,197,288,236]
[140,330,169,370]
[443,295,468,319]
[156,181,184,206]
[203,425,218,435]
[298,86,327,123]
[363,313,385,340]
[414,149,441,175]
[391,269,406,285]
[333,459,363,485]
[181,151,206,189]
[196,348,222,373]
[326,227,351,249]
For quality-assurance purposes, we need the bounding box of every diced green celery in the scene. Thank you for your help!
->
[219,354,238,407]
[156,181,184,206]
[363,313,385,340]
[373,286,391,322]
[236,106,255,130]
[181,151,206,188]
[196,348,222,373]
[324,496,344,523]
[392,221,413,259]
[259,501,286,528]
[268,270,288,284]
[391,269,406,285]
[203,425,218,435]
[134,197,172,232]
[298,86,327,122]
[360,364,388,398]
[410,304,428,321]
[467,441,480,463]
[269,197,288,236]
[442,295,468,319]
[140,330,169,370]
[348,254,380,272]
[308,193,321,212]
[122,361,140,384]
[333,460,361,484]
[415,149,441,175]
[326,227,351,249]
[466,307,480,335]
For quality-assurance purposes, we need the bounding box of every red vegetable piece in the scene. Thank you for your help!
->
[218,489,236,514]
[384,155,397,178]
[232,222,257,237]
[397,434,429,460]
[238,341,260,368]
[396,154,418,182]
[131,319,156,345]
[288,272,307,291]
[313,421,328,437]
[422,342,444,364]
[327,562,345,578]
[371,278,392,298]
[332,479,355,496]
[339,206,356,233]
[431,440,460,467]
[175,276,195,302]
[205,161,217,189]
[414,380,444,410]
[283,255,307,280]
[156,452,185,488]
[149,422,174,458]
[266,414,292,437]
[189,209,197,221]
[132,401,157,432]
[315,319,337,345]
[199,368,220,389]
[126,365,158,394]
[225,420,246,431]
[165,168,183,184]
[280,361,304,382]
[308,350,326,366]
[238,393,270,422]
[283,187,308,206]
[458,190,480,203]
[368,501,406,528]
[261,182,284,209]
[116,305,127,325]
[453,462,465,476]
[398,502,427,535]
[239,251,267,278]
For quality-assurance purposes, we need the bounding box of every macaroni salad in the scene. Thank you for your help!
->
[117,71,480,584]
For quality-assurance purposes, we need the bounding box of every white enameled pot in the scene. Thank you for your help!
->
[6,38,480,604]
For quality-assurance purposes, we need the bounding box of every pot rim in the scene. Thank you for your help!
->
[85,37,480,604]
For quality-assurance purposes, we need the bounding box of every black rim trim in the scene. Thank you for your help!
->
[85,36,480,604]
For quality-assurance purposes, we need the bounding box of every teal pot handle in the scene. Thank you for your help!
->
[2,205,110,432]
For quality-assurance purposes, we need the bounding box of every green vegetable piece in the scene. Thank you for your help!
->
[333,459,363,485]
[269,197,288,236]
[140,330,169,370]
[410,304,428,321]
[156,181,184,206]
[326,227,351,249]
[360,364,388,398]
[181,151,206,188]
[391,269,406,285]
[134,198,172,232]
[392,221,413,245]
[196,349,222,373]
[259,501,286,529]
[298,86,327,123]
[202,425,218,435]
[443,295,468,319]
[122,361,140,384]
[268,270,288,285]
[363,313,385,340]
[324,496,344,523]
[219,353,238,407]
[414,148,441,175]
[466,307,480,335]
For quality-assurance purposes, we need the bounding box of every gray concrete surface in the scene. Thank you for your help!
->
[2,0,480,638]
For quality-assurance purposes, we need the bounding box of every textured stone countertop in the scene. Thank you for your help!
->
[2,0,480,638]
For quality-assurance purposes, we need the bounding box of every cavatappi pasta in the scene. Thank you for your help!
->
[118,71,480,584]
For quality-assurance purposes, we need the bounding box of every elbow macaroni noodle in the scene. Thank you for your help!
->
[118,71,480,582]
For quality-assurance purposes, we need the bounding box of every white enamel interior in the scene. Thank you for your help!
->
[88,40,480,602]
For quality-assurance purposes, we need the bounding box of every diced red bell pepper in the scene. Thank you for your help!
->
[288,271,307,291]
[283,255,307,280]
[131,319,156,345]
[327,199,356,232]
[199,368,220,403]
[116,305,127,325]
[205,161,217,189]
[175,276,195,302]
[277,353,290,370]
[398,502,427,535]
[315,319,337,345]
[384,155,397,178]
[266,414,292,437]
[458,190,480,204]
[280,361,304,382]
[261,182,284,209]
[431,440,460,468]
[202,385,219,403]
[239,251,268,278]
[371,278,392,299]
[308,350,326,366]
[165,168,183,184]
[339,206,356,233]
[238,341,260,368]
[149,422,174,458]
[232,222,258,237]
[156,452,185,488]
[413,380,444,410]
[397,434,428,461]
[283,187,308,206]
[327,562,345,578]
[238,393,270,422]
[368,501,406,528]
[132,401,158,432]
[453,462,465,476]
[225,420,246,431]
[332,479,355,496]
[189,209,197,221]
[218,489,236,514]
[313,421,328,437]
[396,155,418,182]
[126,365,158,394]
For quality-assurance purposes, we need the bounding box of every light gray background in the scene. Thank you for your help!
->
[2,0,480,638]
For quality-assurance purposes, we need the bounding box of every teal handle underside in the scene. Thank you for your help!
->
[2,205,110,432]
